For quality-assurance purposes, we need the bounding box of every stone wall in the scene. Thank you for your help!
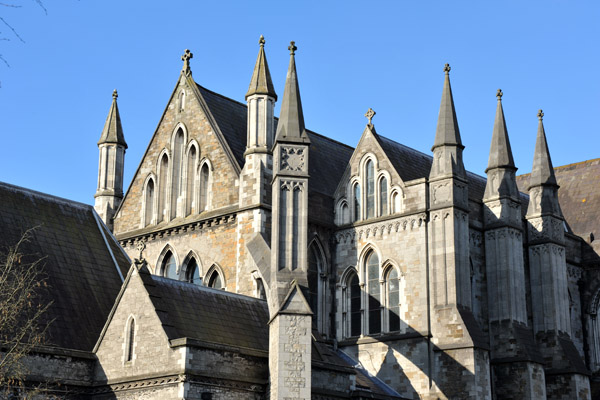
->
[120,216,238,291]
[94,268,184,384]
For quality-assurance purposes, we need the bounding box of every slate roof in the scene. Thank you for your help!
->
[0,182,130,351]
[374,132,488,201]
[197,84,353,197]
[136,266,270,351]
[517,158,600,240]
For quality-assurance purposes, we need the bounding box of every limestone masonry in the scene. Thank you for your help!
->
[2,37,600,399]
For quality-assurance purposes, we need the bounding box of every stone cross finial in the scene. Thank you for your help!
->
[181,49,193,74]
[365,108,376,125]
[112,89,118,100]
[538,109,544,121]
[497,89,503,100]
[444,63,451,74]
[288,41,297,55]
[136,239,146,261]
[259,35,265,47]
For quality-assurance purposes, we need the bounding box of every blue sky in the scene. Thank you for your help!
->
[0,1,598,204]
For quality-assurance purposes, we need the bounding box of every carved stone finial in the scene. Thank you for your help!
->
[365,108,376,125]
[288,41,297,55]
[181,49,193,74]
[538,109,544,121]
[112,89,118,100]
[259,35,265,47]
[444,63,451,74]
[497,89,503,100]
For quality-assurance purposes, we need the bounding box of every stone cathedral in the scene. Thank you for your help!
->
[3,37,600,399]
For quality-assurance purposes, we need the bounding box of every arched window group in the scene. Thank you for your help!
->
[342,156,402,225]
[157,247,224,290]
[142,125,212,227]
[341,248,403,338]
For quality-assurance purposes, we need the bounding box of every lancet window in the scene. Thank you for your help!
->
[186,257,201,286]
[171,129,185,219]
[379,176,388,217]
[158,154,169,223]
[144,177,155,226]
[185,145,197,216]
[353,184,361,221]
[308,240,327,334]
[125,317,135,363]
[206,266,224,289]
[161,251,178,280]
[199,162,210,212]
[342,269,361,338]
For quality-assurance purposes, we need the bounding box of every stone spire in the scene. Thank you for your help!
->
[486,89,515,171]
[432,64,463,150]
[429,63,465,179]
[97,90,127,149]
[528,110,558,189]
[95,89,127,231]
[246,35,277,100]
[526,110,561,218]
[484,89,519,200]
[274,41,309,143]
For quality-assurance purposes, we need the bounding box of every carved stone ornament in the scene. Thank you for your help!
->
[281,146,306,172]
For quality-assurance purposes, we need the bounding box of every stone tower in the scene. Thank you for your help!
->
[236,36,277,296]
[268,41,312,400]
[428,64,491,398]
[526,110,590,398]
[483,90,546,398]
[95,89,127,230]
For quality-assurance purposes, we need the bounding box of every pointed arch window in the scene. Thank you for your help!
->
[346,271,361,337]
[353,184,361,222]
[161,251,178,280]
[186,146,198,216]
[171,129,185,219]
[385,267,401,332]
[366,160,375,219]
[186,257,201,286]
[199,163,210,212]
[206,268,223,289]
[256,278,266,300]
[125,317,135,362]
[308,241,327,333]
[144,178,155,226]
[366,251,381,335]
[158,154,169,222]
[379,176,388,217]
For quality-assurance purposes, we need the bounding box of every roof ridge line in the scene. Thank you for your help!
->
[0,181,92,209]
[152,275,268,302]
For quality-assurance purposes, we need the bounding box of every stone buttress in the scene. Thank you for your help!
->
[427,64,491,399]
[237,36,277,296]
[268,41,313,400]
[526,110,591,399]
[483,90,546,398]
[95,89,127,231]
